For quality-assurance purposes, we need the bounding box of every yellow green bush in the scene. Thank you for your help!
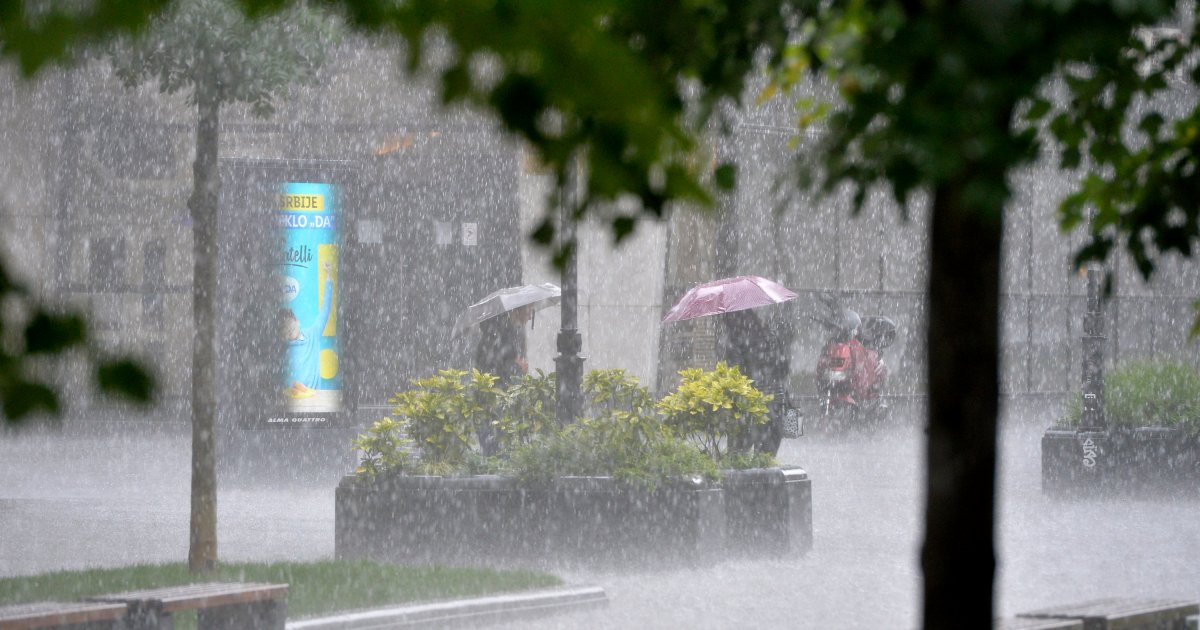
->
[657,362,771,457]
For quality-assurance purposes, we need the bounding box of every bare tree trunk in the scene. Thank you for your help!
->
[188,95,220,574]
[921,180,1001,629]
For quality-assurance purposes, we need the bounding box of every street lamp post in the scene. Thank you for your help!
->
[555,177,584,426]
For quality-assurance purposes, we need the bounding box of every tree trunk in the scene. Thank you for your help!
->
[188,95,220,574]
[921,180,1001,629]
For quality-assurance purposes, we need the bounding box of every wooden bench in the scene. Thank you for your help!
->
[0,601,127,630]
[86,583,287,630]
[995,616,1084,630]
[1017,597,1199,630]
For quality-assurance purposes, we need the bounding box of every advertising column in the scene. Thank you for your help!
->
[278,181,340,423]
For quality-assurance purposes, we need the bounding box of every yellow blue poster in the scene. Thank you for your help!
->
[279,182,340,414]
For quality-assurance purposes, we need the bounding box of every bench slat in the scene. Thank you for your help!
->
[0,602,127,630]
[995,617,1084,630]
[87,582,287,614]
[1018,597,1199,628]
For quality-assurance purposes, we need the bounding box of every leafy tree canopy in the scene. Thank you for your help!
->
[4,0,795,245]
[764,1,1197,275]
[6,1,1196,283]
[0,260,153,423]
[106,0,338,113]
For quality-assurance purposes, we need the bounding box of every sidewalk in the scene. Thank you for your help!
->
[286,585,607,629]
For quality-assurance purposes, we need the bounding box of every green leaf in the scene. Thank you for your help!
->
[2,381,59,420]
[612,216,637,242]
[1061,146,1082,170]
[1138,112,1164,138]
[531,218,555,245]
[715,163,736,191]
[24,311,88,354]
[1024,97,1052,123]
[96,359,155,403]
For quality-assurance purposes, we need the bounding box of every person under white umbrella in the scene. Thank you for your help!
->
[452,283,561,338]
[453,283,561,454]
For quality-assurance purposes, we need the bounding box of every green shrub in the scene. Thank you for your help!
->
[354,368,546,477]
[657,362,771,457]
[506,424,598,483]
[1063,359,1200,430]
[387,368,503,468]
[352,417,414,477]
[583,369,656,416]
[718,450,779,471]
[615,437,720,486]
[581,369,670,447]
[508,422,718,488]
[494,369,557,450]
[355,365,776,483]
[507,369,719,488]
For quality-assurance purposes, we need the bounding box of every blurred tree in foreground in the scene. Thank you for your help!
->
[3,0,1200,626]
[0,251,153,422]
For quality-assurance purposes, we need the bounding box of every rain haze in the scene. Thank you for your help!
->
[1,9,1199,630]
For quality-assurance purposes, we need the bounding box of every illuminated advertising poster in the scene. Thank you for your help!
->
[279,182,341,417]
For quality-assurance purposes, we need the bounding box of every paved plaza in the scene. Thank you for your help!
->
[3,413,1199,628]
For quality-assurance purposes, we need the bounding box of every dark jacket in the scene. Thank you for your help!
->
[716,309,794,455]
[716,310,792,395]
[474,315,525,387]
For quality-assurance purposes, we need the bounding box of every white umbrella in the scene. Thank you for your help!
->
[452,283,562,337]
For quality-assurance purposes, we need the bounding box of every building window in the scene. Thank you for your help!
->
[142,293,165,327]
[143,240,166,288]
[142,240,166,326]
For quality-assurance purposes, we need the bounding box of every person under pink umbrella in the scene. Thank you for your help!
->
[664,275,799,456]
[662,275,797,323]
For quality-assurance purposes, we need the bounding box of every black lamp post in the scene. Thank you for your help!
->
[555,176,584,426]
[1081,266,1106,430]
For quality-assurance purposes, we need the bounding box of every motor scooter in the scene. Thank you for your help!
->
[811,297,896,432]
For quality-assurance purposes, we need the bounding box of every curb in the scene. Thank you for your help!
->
[285,586,608,629]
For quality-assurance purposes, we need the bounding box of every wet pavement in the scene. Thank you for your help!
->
[0,424,336,577]
[2,412,1199,628]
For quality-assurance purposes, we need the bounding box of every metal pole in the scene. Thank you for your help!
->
[555,163,584,426]
[1080,266,1106,430]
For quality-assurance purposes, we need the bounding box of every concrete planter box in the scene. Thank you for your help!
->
[548,476,724,567]
[335,467,812,568]
[722,468,813,556]
[335,475,545,566]
[1041,426,1200,496]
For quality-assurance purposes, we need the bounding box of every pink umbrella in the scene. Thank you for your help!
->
[662,275,798,323]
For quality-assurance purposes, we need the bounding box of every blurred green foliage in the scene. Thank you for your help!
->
[3,0,792,250]
[0,265,153,423]
[105,0,339,116]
